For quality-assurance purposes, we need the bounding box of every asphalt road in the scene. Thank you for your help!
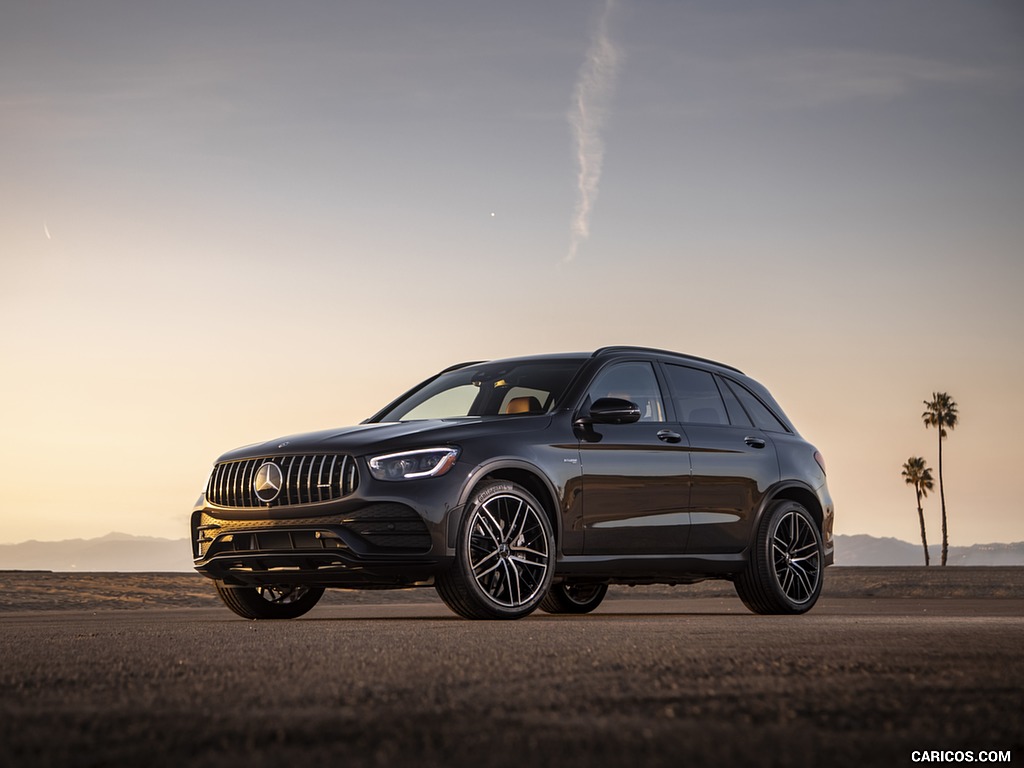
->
[2,597,1022,768]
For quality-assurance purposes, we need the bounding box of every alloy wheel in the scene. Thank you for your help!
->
[468,493,550,608]
[770,509,822,605]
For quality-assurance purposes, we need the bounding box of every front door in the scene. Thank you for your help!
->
[578,361,692,555]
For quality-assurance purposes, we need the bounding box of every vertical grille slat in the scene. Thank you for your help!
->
[306,456,317,504]
[326,456,337,502]
[286,456,297,506]
[205,454,357,508]
[315,457,326,503]
[295,455,308,504]
[227,461,242,507]
[218,464,229,505]
[211,465,220,504]
[241,459,255,507]
[346,455,358,495]
[206,467,216,502]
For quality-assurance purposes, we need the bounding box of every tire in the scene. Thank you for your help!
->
[436,480,555,620]
[734,500,823,615]
[540,582,608,615]
[214,582,324,620]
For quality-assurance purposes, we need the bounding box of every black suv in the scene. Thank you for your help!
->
[192,347,834,620]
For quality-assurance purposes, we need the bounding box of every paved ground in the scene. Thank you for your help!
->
[2,594,1022,768]
[3,566,1023,612]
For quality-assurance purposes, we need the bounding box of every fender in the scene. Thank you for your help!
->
[446,457,563,552]
[746,479,826,552]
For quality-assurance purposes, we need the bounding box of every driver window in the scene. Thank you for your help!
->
[587,362,665,423]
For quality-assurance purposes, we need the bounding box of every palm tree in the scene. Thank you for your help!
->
[922,392,959,566]
[902,456,934,566]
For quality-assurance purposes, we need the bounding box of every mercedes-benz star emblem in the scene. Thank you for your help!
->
[253,462,284,503]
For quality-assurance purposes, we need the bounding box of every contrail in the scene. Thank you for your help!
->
[566,0,620,263]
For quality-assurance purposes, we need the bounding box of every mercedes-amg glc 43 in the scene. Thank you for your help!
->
[192,346,833,620]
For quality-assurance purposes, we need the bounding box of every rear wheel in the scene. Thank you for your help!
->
[436,480,555,620]
[540,582,608,614]
[214,582,324,620]
[735,500,823,615]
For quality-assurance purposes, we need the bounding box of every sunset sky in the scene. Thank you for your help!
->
[2,0,1022,551]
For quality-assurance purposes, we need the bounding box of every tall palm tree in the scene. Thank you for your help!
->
[901,456,934,566]
[922,392,959,566]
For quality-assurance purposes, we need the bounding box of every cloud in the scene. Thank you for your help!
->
[566,0,620,263]
[756,49,1009,106]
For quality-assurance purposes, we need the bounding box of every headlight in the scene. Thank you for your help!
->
[367,447,460,481]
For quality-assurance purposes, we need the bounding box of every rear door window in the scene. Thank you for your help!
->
[663,365,728,425]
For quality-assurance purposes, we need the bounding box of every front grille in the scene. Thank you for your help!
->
[206,454,358,508]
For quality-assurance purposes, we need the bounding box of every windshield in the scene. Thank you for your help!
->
[375,359,586,422]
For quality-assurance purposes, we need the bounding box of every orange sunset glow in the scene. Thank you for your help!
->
[2,0,1022,553]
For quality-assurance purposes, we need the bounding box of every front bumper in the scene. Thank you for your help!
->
[192,501,452,587]
[192,458,470,587]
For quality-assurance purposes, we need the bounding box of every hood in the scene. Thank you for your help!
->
[215,416,551,463]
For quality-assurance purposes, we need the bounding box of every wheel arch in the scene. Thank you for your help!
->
[750,481,824,545]
[451,459,561,548]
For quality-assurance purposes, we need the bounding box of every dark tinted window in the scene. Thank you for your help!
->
[722,378,790,433]
[664,365,727,425]
[715,375,752,427]
[587,362,665,423]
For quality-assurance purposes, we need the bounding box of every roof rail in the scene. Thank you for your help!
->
[591,346,743,374]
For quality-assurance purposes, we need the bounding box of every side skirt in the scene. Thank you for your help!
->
[554,552,746,582]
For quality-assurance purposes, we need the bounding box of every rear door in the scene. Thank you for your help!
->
[660,364,780,555]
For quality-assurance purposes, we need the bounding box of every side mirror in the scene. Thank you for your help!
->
[587,397,642,425]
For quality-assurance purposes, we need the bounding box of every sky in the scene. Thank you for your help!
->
[2,0,1023,549]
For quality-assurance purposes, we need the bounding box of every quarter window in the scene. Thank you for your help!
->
[587,362,665,423]
[722,379,789,433]
[664,365,728,425]
[716,375,753,427]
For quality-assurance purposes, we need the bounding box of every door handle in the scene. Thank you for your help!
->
[657,429,682,444]
[744,436,767,449]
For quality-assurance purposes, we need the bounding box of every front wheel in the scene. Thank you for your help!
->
[734,500,823,615]
[436,481,555,620]
[214,582,324,620]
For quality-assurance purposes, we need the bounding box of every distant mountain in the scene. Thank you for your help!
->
[834,534,1024,566]
[0,532,193,572]
[1,531,1022,572]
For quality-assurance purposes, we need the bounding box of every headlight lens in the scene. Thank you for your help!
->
[367,447,460,481]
